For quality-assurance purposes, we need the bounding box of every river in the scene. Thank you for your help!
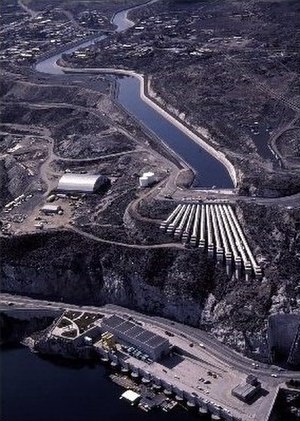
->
[1,346,203,421]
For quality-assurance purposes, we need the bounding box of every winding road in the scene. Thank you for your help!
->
[2,4,300,418]
[4,0,297,251]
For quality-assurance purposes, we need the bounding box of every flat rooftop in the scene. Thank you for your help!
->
[101,315,169,349]
[232,383,258,399]
[117,321,278,421]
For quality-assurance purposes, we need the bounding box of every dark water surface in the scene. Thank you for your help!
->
[115,75,233,188]
[1,346,202,421]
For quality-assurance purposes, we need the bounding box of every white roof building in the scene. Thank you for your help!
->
[139,172,155,188]
[121,390,140,404]
[57,173,108,193]
[40,204,62,214]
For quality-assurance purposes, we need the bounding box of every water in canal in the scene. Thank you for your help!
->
[35,6,234,190]
[115,74,233,188]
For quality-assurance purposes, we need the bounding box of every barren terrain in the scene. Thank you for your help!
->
[0,0,299,360]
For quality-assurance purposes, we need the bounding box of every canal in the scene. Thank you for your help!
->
[35,5,234,189]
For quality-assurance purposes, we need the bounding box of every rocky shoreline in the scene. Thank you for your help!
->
[0,309,59,346]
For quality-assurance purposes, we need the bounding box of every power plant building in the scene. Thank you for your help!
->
[101,315,170,361]
[57,173,109,194]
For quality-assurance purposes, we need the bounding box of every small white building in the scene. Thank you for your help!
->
[120,390,140,405]
[139,172,155,188]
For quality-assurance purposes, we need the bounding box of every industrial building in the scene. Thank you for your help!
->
[231,375,261,403]
[101,315,170,361]
[57,173,109,194]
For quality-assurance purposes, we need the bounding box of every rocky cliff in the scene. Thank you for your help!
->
[0,230,220,326]
[1,202,299,364]
[0,309,58,345]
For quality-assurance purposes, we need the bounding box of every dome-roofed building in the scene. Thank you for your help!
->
[57,173,109,194]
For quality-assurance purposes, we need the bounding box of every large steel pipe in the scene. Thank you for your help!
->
[215,205,232,275]
[219,205,241,278]
[210,205,223,262]
[174,204,191,239]
[182,204,196,243]
[190,204,201,247]
[160,204,182,231]
[206,205,214,257]
[199,204,206,249]
[167,204,186,234]
[227,206,262,278]
[223,205,251,277]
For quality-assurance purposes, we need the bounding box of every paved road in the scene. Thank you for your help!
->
[15,0,300,212]
[6,96,299,212]
[69,225,184,249]
[1,293,299,383]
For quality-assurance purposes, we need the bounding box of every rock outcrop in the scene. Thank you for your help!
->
[1,200,299,365]
[0,309,58,345]
[0,231,218,325]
